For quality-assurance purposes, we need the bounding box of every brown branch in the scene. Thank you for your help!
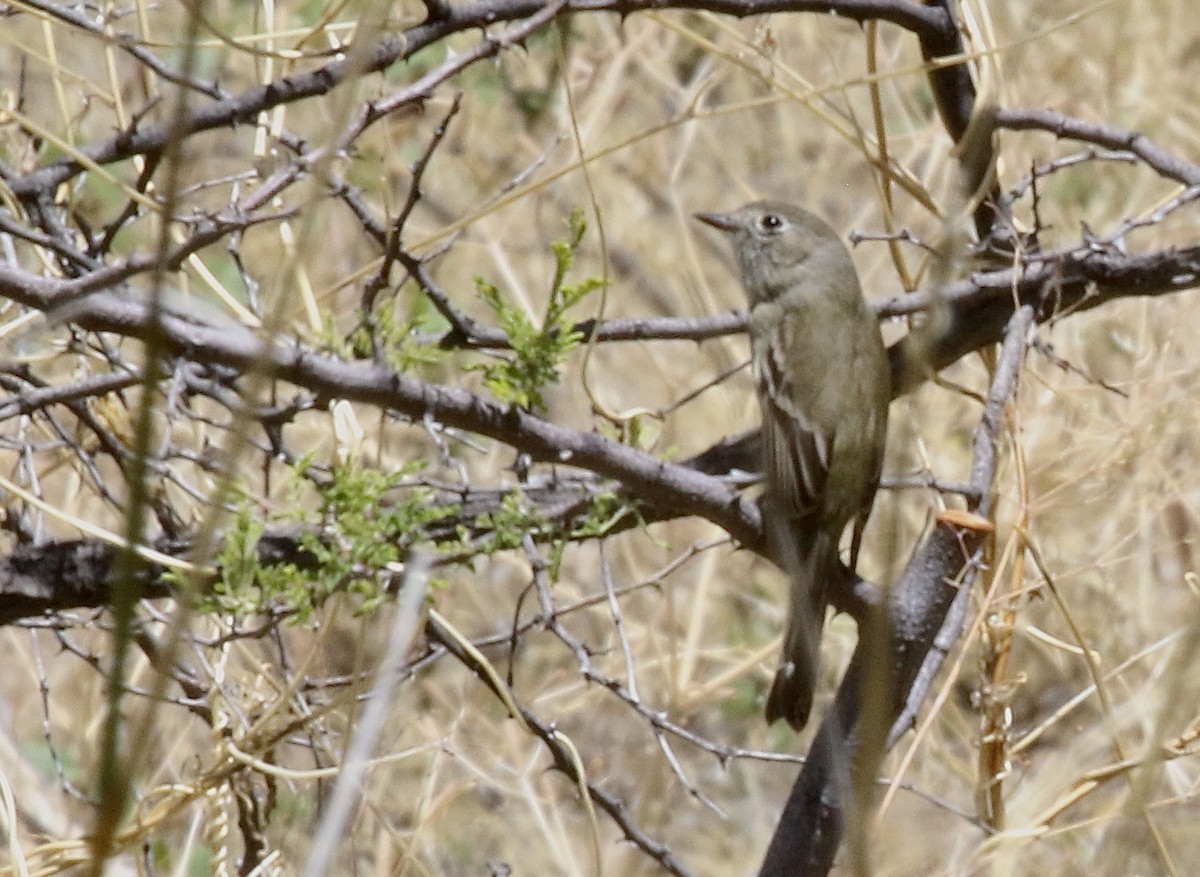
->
[13,0,227,100]
[426,610,695,877]
[0,276,765,551]
[886,242,1200,393]
[2,1,951,205]
[0,367,140,421]
[0,541,169,625]
[995,107,1200,186]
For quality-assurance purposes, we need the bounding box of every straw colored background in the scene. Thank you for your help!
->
[2,1,1199,875]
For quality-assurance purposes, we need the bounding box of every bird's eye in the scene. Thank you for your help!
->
[759,213,785,233]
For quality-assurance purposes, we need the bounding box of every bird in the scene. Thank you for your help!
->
[696,201,890,730]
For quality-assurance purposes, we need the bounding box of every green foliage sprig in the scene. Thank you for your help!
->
[209,461,456,621]
[475,208,605,412]
[320,293,448,374]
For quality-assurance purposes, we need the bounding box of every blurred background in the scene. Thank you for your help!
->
[1,1,1199,875]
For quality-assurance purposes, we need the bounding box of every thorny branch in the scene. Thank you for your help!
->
[426,608,695,877]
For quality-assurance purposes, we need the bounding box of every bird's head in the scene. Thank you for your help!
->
[695,201,850,305]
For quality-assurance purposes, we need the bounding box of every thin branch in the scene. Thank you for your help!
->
[3,1,951,204]
[995,107,1200,187]
[13,0,227,100]
[0,368,140,421]
[426,609,695,877]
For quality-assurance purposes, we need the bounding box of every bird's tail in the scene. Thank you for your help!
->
[764,523,836,730]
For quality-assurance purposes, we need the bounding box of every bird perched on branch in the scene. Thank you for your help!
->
[696,201,889,730]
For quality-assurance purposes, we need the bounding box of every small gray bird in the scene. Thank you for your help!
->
[696,201,889,730]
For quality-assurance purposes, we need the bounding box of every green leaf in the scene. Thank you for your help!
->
[473,209,605,413]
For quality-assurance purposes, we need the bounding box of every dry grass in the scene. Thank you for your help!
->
[2,1,1200,875]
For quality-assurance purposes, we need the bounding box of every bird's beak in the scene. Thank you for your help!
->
[694,211,738,233]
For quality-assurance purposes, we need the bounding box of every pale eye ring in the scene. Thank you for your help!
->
[759,213,785,233]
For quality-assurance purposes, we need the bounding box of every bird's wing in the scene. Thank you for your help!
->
[756,324,833,521]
